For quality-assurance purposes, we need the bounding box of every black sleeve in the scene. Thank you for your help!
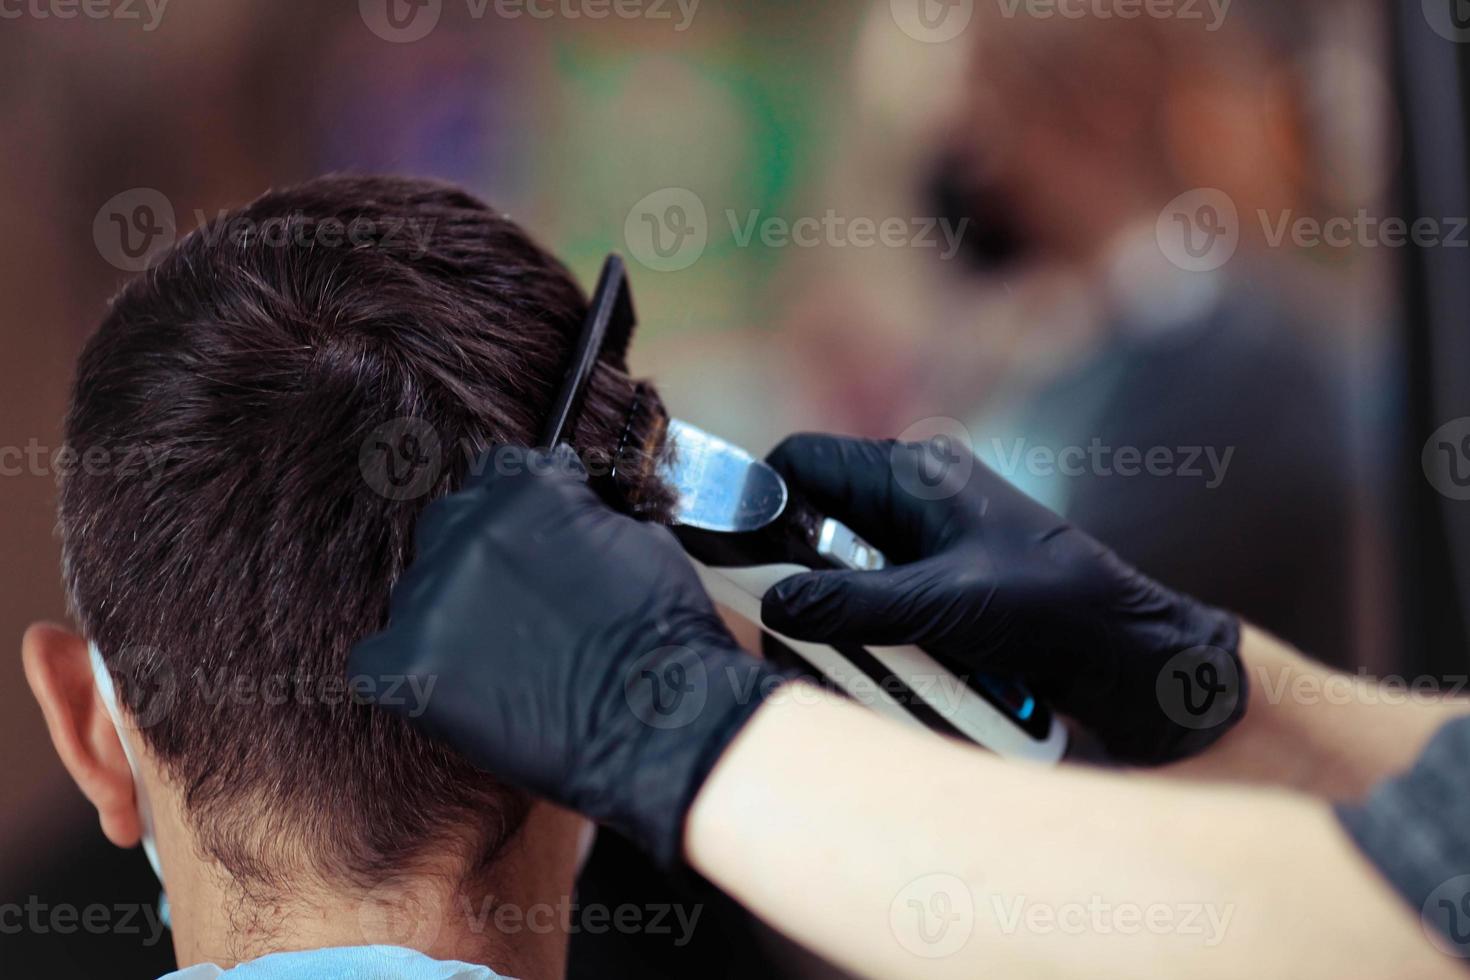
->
[1335,714,1470,955]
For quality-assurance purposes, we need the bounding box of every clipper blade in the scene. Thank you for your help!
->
[659,419,787,533]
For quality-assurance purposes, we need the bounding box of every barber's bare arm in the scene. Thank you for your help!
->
[1162,624,1469,797]
[347,440,1460,978]
[685,681,1450,980]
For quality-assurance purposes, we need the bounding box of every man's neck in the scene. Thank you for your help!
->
[165,804,588,979]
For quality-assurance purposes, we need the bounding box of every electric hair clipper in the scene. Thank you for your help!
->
[546,255,1066,763]
[659,420,1066,762]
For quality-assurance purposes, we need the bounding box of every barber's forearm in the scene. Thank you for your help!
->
[683,682,1449,980]
[1164,624,1470,798]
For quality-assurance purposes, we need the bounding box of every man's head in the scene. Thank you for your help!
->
[25,175,672,944]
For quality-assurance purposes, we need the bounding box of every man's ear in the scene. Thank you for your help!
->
[22,622,142,848]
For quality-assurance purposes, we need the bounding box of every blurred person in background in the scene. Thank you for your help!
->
[937,4,1361,665]
[783,2,1387,669]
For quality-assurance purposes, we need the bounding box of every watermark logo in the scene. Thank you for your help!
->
[1159,191,1470,263]
[355,891,703,945]
[359,0,442,42]
[1156,188,1238,272]
[360,418,443,501]
[625,646,709,729]
[1253,665,1467,708]
[0,438,170,483]
[485,0,699,29]
[890,873,975,958]
[625,191,968,270]
[1258,210,1470,250]
[360,0,699,37]
[988,437,1234,488]
[728,209,969,258]
[892,418,976,502]
[1156,646,1241,731]
[890,0,974,43]
[1423,417,1470,500]
[0,0,170,30]
[0,897,168,946]
[989,894,1234,944]
[994,0,1231,31]
[358,877,445,949]
[105,644,176,730]
[624,188,709,272]
[1423,0,1470,43]
[1423,875,1470,957]
[94,188,175,272]
[190,208,437,257]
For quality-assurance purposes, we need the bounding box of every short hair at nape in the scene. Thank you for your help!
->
[61,174,672,894]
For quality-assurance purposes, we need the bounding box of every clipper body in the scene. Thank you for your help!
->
[661,420,1067,763]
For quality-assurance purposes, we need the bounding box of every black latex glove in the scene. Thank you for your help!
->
[349,446,789,867]
[758,433,1245,764]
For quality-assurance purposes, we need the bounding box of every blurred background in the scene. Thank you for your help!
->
[4,0,1470,974]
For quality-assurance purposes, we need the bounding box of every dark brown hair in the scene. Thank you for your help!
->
[61,174,670,894]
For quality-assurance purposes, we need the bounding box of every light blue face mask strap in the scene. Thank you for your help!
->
[87,641,170,928]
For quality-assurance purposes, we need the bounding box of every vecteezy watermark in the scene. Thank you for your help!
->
[359,0,442,43]
[96,645,175,729]
[359,0,698,43]
[1155,646,1242,732]
[358,878,447,949]
[891,874,976,958]
[726,209,969,260]
[889,877,1236,959]
[357,883,704,949]
[0,438,170,482]
[890,0,975,43]
[198,667,438,718]
[994,0,1231,31]
[1159,188,1470,271]
[1156,188,1239,272]
[97,646,437,725]
[360,418,445,501]
[989,894,1235,945]
[0,897,169,947]
[0,0,169,30]
[1252,665,1468,708]
[357,427,663,501]
[1257,210,1470,250]
[94,188,176,272]
[1423,875,1470,958]
[622,189,970,272]
[94,191,440,273]
[621,655,983,730]
[736,662,979,717]
[988,437,1235,489]
[891,417,978,502]
[624,646,711,730]
[189,208,438,258]
[1423,0,1470,44]
[892,0,1229,43]
[624,188,709,272]
[1422,417,1470,501]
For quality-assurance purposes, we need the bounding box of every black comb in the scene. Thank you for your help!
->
[538,254,637,449]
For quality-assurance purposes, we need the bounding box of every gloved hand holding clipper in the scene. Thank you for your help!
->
[347,445,791,867]
[757,433,1246,764]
